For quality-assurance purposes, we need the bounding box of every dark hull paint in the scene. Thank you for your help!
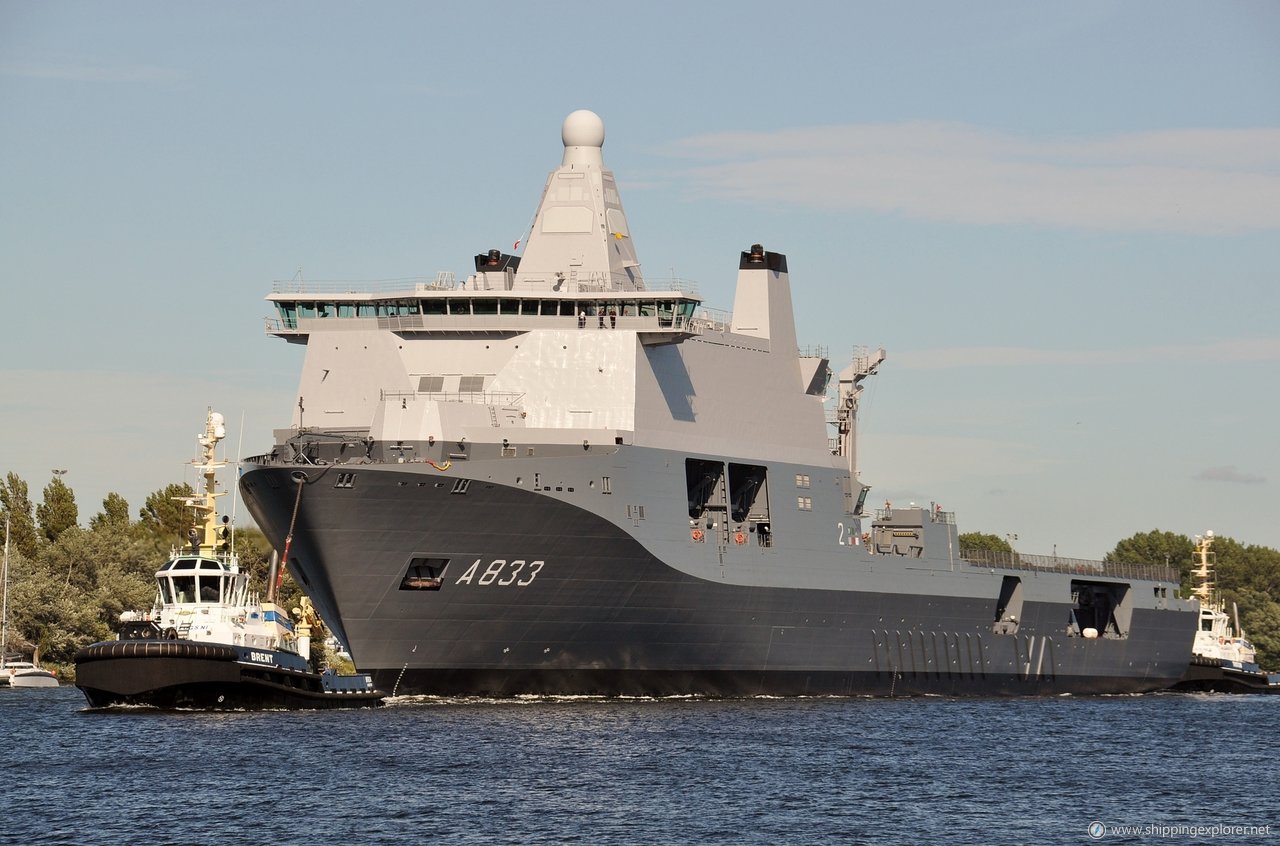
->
[240,463,1197,698]
[74,640,384,710]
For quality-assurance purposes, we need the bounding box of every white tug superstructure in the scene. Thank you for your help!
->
[1171,530,1280,693]
[1188,531,1255,666]
[116,411,297,651]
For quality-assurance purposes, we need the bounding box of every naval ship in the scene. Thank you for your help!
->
[240,110,1197,697]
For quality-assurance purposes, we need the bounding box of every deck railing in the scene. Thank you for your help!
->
[960,548,1178,583]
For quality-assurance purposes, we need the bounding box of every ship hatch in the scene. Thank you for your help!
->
[686,458,726,520]
[992,576,1023,635]
[1069,580,1132,639]
[728,463,769,523]
[401,558,449,591]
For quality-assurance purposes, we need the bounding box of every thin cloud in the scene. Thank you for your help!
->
[0,60,186,85]
[666,123,1280,235]
[1195,466,1267,484]
[894,337,1280,370]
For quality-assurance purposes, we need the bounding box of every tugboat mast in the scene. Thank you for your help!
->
[1191,531,1215,605]
[177,409,232,562]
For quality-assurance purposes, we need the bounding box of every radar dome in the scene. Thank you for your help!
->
[562,110,605,149]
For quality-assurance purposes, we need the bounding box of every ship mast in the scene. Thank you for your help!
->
[176,409,230,560]
[1191,530,1215,605]
[2,514,10,663]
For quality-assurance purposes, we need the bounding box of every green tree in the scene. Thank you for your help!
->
[1105,530,1195,589]
[1,472,40,559]
[90,492,131,533]
[138,483,196,552]
[36,475,79,544]
[959,532,1013,554]
[15,513,159,662]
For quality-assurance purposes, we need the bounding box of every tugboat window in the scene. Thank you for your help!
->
[199,576,220,602]
[172,575,196,604]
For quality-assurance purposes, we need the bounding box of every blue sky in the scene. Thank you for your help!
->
[2,1,1277,559]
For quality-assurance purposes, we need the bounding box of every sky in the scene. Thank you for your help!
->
[1,1,1277,560]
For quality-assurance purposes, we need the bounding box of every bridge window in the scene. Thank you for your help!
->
[473,299,498,315]
[277,303,298,328]
[447,300,471,315]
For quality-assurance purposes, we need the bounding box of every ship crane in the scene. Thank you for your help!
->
[833,346,886,478]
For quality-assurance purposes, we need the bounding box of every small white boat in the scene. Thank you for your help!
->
[1,657,59,688]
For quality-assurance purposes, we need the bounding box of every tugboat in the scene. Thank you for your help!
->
[1172,531,1280,694]
[74,410,384,709]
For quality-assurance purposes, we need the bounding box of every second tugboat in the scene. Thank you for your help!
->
[1172,531,1280,694]
[74,410,384,709]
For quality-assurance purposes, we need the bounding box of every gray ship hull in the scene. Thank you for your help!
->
[240,457,1196,697]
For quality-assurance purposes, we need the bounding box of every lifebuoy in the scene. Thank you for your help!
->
[734,532,746,545]
[691,529,704,542]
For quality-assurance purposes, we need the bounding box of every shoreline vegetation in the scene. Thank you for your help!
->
[2,471,1277,683]
[1,472,348,683]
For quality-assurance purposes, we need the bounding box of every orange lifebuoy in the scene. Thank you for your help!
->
[691,529,704,542]
[734,532,746,545]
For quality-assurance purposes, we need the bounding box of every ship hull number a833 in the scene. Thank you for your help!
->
[455,559,546,587]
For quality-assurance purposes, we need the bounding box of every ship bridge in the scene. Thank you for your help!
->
[264,277,715,347]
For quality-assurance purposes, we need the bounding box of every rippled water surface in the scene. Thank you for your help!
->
[3,687,1278,845]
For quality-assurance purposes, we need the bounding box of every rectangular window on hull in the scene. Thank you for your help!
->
[401,558,449,591]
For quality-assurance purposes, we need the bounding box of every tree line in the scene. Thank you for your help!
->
[1,472,312,678]
[3,470,1278,677]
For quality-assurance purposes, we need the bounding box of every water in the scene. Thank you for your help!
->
[3,687,1277,845]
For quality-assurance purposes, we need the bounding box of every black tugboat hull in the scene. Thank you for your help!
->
[73,640,384,710]
[1171,657,1280,695]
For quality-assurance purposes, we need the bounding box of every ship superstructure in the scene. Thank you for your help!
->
[241,111,1197,696]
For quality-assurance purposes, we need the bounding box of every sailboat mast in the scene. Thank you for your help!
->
[2,513,10,662]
